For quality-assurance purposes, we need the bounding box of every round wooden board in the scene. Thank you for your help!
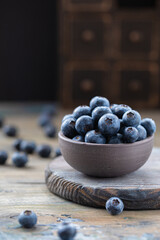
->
[45,148,160,210]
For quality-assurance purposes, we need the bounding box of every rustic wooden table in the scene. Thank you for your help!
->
[0,106,160,240]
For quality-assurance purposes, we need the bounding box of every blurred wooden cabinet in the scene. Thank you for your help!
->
[59,0,160,108]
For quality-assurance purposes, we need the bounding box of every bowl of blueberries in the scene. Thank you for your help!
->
[59,96,156,177]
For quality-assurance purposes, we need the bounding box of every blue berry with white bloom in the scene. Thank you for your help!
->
[141,118,156,136]
[123,127,139,143]
[98,113,120,136]
[122,110,141,127]
[18,210,37,228]
[137,125,147,141]
[85,130,106,144]
[106,197,124,215]
[90,96,110,110]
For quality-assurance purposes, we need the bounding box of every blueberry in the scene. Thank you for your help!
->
[18,210,37,228]
[73,105,91,119]
[141,118,156,136]
[75,116,94,136]
[72,135,84,142]
[98,113,120,136]
[20,141,36,154]
[85,130,106,144]
[58,222,77,240]
[122,110,141,127]
[137,125,147,141]
[13,139,23,151]
[3,125,17,137]
[114,104,132,119]
[12,152,28,167]
[44,125,56,138]
[110,104,118,114]
[61,118,77,139]
[108,134,123,144]
[36,144,52,158]
[123,127,139,143]
[55,147,62,157]
[90,96,110,110]
[62,114,74,123]
[0,151,8,165]
[38,115,51,127]
[92,106,112,125]
[105,197,124,216]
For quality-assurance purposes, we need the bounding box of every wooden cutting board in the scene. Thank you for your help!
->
[45,148,160,210]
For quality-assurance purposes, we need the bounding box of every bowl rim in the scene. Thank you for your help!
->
[59,131,154,148]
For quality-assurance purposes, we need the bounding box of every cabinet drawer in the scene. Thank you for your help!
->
[62,0,112,12]
[112,62,159,108]
[64,14,112,59]
[72,70,105,102]
[113,13,159,60]
[120,71,150,101]
[121,21,152,54]
[61,63,111,107]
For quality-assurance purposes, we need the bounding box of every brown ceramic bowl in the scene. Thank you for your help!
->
[58,131,154,177]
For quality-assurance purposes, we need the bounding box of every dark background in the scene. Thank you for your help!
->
[0,0,58,101]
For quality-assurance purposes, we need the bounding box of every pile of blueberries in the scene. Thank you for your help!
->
[61,96,156,144]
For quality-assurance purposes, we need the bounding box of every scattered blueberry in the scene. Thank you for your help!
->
[44,125,56,138]
[122,110,141,127]
[61,118,77,139]
[141,118,156,136]
[85,130,106,144]
[55,148,62,157]
[12,152,28,167]
[36,144,52,158]
[72,135,84,142]
[137,125,147,141]
[18,210,37,228]
[38,115,51,127]
[108,134,123,144]
[105,197,124,216]
[92,106,112,125]
[114,104,132,119]
[73,105,91,119]
[20,141,36,154]
[3,125,18,137]
[62,114,74,123]
[58,222,77,240]
[0,151,8,165]
[123,127,139,143]
[90,96,110,110]
[13,139,23,151]
[75,116,94,136]
[98,113,120,136]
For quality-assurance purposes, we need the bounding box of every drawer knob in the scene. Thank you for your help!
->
[81,30,95,42]
[80,79,94,92]
[128,80,142,92]
[129,30,143,43]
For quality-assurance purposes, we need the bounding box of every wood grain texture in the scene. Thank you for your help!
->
[1,106,160,239]
[46,148,160,210]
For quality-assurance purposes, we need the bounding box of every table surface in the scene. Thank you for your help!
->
[0,105,160,240]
